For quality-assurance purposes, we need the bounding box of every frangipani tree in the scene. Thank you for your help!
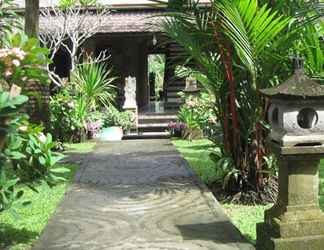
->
[39,0,109,86]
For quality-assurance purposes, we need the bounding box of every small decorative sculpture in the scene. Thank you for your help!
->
[123,76,138,129]
[123,76,137,109]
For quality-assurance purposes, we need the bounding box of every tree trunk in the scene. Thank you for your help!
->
[25,0,39,37]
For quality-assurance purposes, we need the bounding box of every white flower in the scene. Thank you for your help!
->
[38,133,47,143]
[19,126,28,132]
[67,101,75,108]
[4,69,12,77]
[12,48,26,60]
[12,59,20,67]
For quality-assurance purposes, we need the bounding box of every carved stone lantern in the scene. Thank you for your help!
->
[256,59,324,249]
[183,77,201,103]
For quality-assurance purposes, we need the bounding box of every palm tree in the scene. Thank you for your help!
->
[161,0,291,201]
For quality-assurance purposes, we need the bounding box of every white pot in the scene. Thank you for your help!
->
[98,126,123,141]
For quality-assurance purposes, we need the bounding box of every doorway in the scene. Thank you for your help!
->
[148,54,166,103]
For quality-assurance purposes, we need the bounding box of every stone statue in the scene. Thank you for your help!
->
[123,76,137,109]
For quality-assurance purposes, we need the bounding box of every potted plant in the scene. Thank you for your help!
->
[98,106,133,141]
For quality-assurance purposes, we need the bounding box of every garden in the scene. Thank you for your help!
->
[161,0,323,245]
[0,0,134,249]
[0,0,323,249]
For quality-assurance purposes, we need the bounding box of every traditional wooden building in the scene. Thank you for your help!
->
[13,0,207,138]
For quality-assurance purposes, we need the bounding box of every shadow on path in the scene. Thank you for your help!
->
[32,139,254,250]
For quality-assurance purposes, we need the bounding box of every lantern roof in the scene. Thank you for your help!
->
[260,59,324,98]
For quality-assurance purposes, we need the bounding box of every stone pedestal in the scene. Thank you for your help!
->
[257,153,324,250]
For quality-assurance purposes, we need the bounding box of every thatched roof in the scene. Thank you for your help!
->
[13,0,168,9]
[39,9,164,33]
[13,0,210,9]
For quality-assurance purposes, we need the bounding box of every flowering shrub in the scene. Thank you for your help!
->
[0,91,68,212]
[5,119,67,185]
[50,89,85,142]
[178,92,219,138]
[86,111,104,138]
[0,33,50,88]
[0,47,26,78]
[168,121,186,137]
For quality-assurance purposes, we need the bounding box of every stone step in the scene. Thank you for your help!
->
[167,92,181,98]
[138,123,169,133]
[167,86,184,92]
[166,97,183,103]
[165,102,183,110]
[123,131,170,140]
[139,114,177,124]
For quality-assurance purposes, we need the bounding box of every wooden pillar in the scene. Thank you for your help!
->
[25,0,39,37]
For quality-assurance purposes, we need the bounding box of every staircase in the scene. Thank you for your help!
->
[164,42,187,110]
[123,112,177,140]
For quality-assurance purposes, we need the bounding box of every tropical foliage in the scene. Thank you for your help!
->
[72,61,116,110]
[161,0,323,203]
[148,54,166,97]
[0,33,50,89]
[50,59,117,142]
[103,106,134,132]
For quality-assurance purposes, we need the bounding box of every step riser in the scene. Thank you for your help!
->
[139,118,177,124]
[167,98,183,103]
[167,93,181,98]
[165,104,182,110]
[123,134,170,140]
[138,127,168,133]
[167,87,184,92]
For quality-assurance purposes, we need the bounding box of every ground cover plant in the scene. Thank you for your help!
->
[162,0,323,204]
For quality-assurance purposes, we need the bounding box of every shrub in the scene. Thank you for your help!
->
[103,106,134,132]
[5,116,66,184]
[178,92,219,138]
[50,89,85,142]
[71,61,116,111]
[0,33,50,88]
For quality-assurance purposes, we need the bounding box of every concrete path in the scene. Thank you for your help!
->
[33,140,254,250]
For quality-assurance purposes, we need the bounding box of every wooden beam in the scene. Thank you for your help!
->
[25,0,39,37]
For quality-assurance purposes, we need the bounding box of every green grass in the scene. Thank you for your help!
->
[64,141,96,154]
[172,139,269,243]
[173,138,324,244]
[172,139,218,184]
[0,164,78,250]
[0,142,96,250]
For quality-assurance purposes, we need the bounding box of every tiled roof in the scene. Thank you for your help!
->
[40,9,164,33]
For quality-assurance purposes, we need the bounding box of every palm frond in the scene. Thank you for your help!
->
[72,61,117,110]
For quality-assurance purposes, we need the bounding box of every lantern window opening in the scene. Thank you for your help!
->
[297,107,318,129]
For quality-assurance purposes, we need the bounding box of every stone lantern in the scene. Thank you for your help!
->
[256,59,324,250]
[183,77,201,100]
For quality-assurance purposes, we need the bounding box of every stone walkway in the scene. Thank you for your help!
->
[33,140,254,250]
